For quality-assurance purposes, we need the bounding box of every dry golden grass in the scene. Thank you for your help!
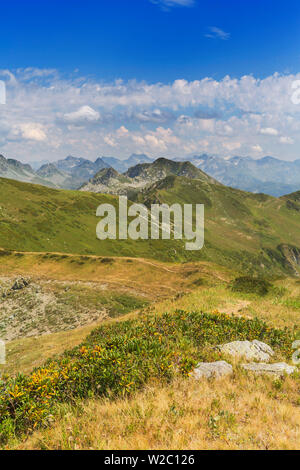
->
[0,251,232,301]
[15,371,300,450]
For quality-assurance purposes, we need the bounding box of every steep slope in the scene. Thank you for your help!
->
[125,158,218,183]
[0,155,109,190]
[80,167,137,195]
[54,155,88,173]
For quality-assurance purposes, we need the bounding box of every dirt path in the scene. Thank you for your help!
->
[0,248,177,273]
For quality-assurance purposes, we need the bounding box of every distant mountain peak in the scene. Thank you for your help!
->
[93,167,120,181]
[80,157,218,195]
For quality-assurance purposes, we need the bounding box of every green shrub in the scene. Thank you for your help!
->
[230,276,272,296]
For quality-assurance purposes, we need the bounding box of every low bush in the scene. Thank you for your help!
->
[230,276,272,296]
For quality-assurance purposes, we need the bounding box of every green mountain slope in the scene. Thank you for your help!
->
[1,175,300,274]
[135,175,300,275]
[0,177,194,262]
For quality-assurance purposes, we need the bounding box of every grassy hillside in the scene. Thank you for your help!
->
[0,177,188,262]
[1,175,300,274]
[3,258,300,378]
[136,175,300,275]
[0,251,225,345]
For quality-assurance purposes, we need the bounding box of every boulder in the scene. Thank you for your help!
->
[217,340,274,362]
[193,361,233,379]
[242,362,296,377]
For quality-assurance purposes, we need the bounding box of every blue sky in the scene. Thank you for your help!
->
[0,0,300,162]
[1,0,300,81]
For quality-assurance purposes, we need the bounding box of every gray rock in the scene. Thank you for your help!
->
[242,362,296,377]
[193,361,233,379]
[217,340,274,362]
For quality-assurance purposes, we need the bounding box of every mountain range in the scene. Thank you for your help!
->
[182,154,300,196]
[2,152,300,197]
[80,158,219,196]
[0,154,56,188]
[101,154,153,173]
[37,156,109,189]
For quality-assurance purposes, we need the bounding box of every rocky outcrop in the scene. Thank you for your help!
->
[242,362,296,377]
[193,361,233,379]
[217,340,274,362]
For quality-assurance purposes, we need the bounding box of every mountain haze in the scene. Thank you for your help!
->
[53,156,109,189]
[0,155,56,188]
[184,154,300,196]
[2,152,300,197]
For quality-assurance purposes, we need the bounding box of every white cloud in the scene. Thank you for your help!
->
[116,126,129,137]
[16,123,47,142]
[63,106,100,123]
[104,135,117,147]
[252,145,263,153]
[205,27,230,40]
[132,109,174,123]
[104,126,179,154]
[0,68,300,162]
[223,142,241,151]
[260,127,279,136]
[280,136,294,144]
